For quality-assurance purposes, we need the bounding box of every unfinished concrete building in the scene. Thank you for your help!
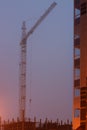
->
[73,0,87,130]
[0,118,72,130]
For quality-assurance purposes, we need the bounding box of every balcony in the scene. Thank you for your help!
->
[75,17,80,25]
[74,79,80,87]
[75,0,80,9]
[81,87,87,100]
[74,58,80,68]
[74,38,80,48]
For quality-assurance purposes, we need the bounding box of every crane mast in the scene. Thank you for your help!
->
[19,21,27,121]
[19,2,57,121]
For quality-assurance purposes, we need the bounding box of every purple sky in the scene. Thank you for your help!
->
[0,0,73,122]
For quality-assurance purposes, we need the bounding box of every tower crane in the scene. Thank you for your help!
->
[19,1,57,121]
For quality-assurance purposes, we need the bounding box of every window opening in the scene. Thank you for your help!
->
[81,2,87,15]
[75,8,80,18]
[74,88,80,96]
[74,109,80,117]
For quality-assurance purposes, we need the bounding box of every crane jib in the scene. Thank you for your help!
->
[26,1,57,40]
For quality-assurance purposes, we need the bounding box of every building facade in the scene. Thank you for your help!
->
[73,0,87,130]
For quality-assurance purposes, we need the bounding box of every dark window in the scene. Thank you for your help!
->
[81,95,86,99]
[74,58,80,68]
[81,100,86,107]
[81,87,87,91]
[74,38,80,47]
[80,123,85,130]
[81,87,87,99]
[75,0,80,6]
[80,109,86,120]
[75,17,80,24]
[74,79,80,87]
[81,2,87,15]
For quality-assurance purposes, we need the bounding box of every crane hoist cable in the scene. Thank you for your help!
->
[29,41,32,113]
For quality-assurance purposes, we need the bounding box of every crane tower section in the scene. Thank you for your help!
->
[19,2,57,121]
[19,21,27,121]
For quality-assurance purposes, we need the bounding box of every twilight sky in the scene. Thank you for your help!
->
[0,0,73,122]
